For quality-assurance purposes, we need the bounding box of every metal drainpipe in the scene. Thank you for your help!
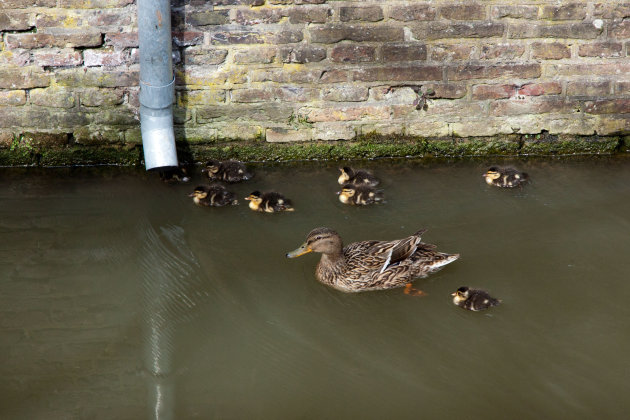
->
[138,0,179,170]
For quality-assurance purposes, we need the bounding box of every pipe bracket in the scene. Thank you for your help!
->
[139,77,175,110]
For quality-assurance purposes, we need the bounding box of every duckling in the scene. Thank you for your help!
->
[338,166,380,187]
[189,184,238,207]
[159,166,191,183]
[483,166,528,188]
[451,286,500,311]
[202,159,252,183]
[337,184,384,205]
[245,191,294,213]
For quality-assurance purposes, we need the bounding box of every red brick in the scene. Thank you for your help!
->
[33,48,83,67]
[431,44,474,61]
[567,81,611,97]
[105,33,138,48]
[381,44,427,62]
[428,84,467,99]
[531,42,571,60]
[439,4,486,20]
[339,6,383,22]
[320,69,350,84]
[583,99,630,114]
[472,84,515,100]
[541,4,587,20]
[330,45,376,63]
[446,64,541,81]
[517,82,562,97]
[173,31,204,47]
[610,21,630,39]
[309,24,403,43]
[5,32,102,49]
[389,5,436,22]
[480,43,526,60]
[351,65,442,82]
[84,49,127,67]
[578,42,623,58]
[279,46,326,63]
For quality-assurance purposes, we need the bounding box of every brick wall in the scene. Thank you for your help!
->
[0,1,629,160]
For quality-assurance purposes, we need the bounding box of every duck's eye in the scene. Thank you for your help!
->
[315,236,322,241]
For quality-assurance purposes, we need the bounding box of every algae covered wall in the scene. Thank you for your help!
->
[0,1,629,165]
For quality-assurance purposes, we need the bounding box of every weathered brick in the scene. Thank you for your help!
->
[234,8,283,25]
[0,11,33,31]
[351,65,442,82]
[211,29,303,45]
[439,4,486,20]
[233,47,276,64]
[615,81,630,94]
[286,6,330,24]
[517,82,562,96]
[182,47,228,65]
[424,84,467,99]
[480,43,526,60]
[104,33,138,48]
[80,88,125,107]
[5,32,102,49]
[3,0,55,7]
[249,67,323,84]
[175,66,228,86]
[381,43,427,62]
[266,127,312,143]
[299,105,391,122]
[32,48,83,67]
[309,24,403,43]
[368,86,417,103]
[431,44,474,61]
[472,84,515,100]
[55,68,138,88]
[0,67,50,89]
[21,132,70,147]
[509,23,602,39]
[84,49,127,67]
[531,42,571,60]
[177,89,226,106]
[312,122,356,141]
[187,10,229,26]
[59,0,134,7]
[567,81,611,97]
[30,87,76,108]
[610,21,630,39]
[578,42,623,58]
[273,30,304,44]
[320,69,350,84]
[0,131,15,148]
[339,6,383,22]
[173,32,204,47]
[321,86,368,102]
[583,99,630,114]
[231,87,318,103]
[330,45,376,63]
[593,3,630,19]
[425,22,505,40]
[546,63,630,77]
[447,63,541,81]
[196,104,293,123]
[211,0,264,5]
[490,97,577,116]
[278,46,326,63]
[389,5,436,22]
[0,50,31,66]
[491,5,538,19]
[541,4,587,20]
[0,90,26,106]
[395,101,485,119]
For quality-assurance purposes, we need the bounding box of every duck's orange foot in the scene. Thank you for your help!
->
[404,283,426,297]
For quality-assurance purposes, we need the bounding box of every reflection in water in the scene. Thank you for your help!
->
[139,222,208,420]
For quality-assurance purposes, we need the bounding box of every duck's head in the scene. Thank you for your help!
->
[245,191,263,209]
[202,160,221,175]
[338,166,354,185]
[286,227,342,258]
[188,186,208,199]
[451,286,470,304]
[483,167,501,183]
[337,185,356,204]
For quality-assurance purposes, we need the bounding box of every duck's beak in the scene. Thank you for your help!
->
[450,292,457,296]
[286,242,312,258]
[188,192,196,197]
[244,196,251,201]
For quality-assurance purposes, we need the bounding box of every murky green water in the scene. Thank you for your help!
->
[1,158,630,419]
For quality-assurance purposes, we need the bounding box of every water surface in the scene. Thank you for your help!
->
[1,158,629,419]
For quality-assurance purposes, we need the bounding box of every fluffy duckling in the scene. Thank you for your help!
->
[338,166,379,187]
[337,184,384,205]
[159,166,191,183]
[189,184,238,207]
[451,287,500,311]
[245,191,294,213]
[483,166,528,188]
[202,159,252,183]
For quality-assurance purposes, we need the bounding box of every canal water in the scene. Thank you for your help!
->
[1,158,629,419]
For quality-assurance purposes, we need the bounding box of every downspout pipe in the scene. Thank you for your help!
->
[138,0,179,170]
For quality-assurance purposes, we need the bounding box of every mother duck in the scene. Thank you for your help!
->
[286,227,459,293]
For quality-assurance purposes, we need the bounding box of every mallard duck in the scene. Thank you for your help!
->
[202,159,252,183]
[245,191,294,213]
[337,184,384,205]
[189,184,238,207]
[451,286,500,311]
[286,227,459,293]
[159,166,191,183]
[483,166,528,188]
[338,166,379,187]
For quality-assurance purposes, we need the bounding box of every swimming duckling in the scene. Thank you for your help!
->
[189,184,238,207]
[451,286,500,311]
[483,166,528,188]
[159,166,191,183]
[245,191,294,213]
[338,166,379,187]
[337,184,384,205]
[202,159,252,183]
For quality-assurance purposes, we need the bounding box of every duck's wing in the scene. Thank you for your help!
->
[363,229,427,273]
